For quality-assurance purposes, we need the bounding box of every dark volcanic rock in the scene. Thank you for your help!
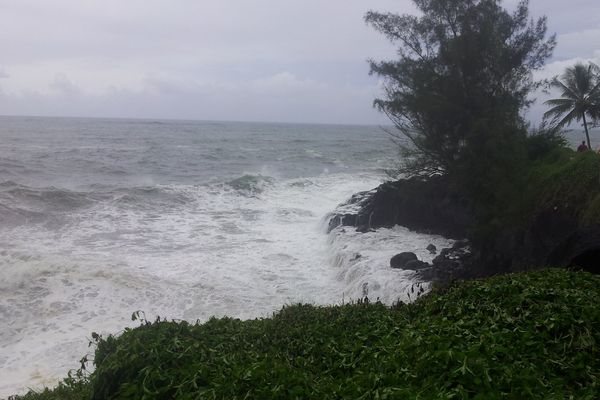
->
[504,204,600,275]
[326,190,372,232]
[403,260,430,270]
[546,225,600,274]
[327,166,600,280]
[426,244,437,254]
[328,213,357,229]
[390,252,418,269]
[327,177,471,239]
[415,241,475,283]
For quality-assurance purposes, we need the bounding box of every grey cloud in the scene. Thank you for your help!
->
[553,29,600,60]
[0,71,387,125]
[0,0,598,124]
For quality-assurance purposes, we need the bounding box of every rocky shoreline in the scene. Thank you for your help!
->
[327,177,477,285]
[327,177,471,239]
[328,174,600,285]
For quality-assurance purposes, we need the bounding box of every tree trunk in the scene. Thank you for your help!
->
[583,112,592,150]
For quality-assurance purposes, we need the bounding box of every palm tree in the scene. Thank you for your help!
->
[544,62,600,149]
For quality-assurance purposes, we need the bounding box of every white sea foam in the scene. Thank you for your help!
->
[327,226,453,304]
[0,118,441,397]
[0,171,453,397]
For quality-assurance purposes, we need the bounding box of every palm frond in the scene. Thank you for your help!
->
[545,62,600,130]
[554,108,580,129]
[544,103,575,121]
[550,79,580,101]
[586,79,600,99]
[543,98,573,107]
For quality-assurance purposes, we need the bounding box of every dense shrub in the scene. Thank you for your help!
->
[525,129,568,161]
[13,269,600,399]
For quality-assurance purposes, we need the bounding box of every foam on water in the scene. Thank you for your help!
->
[327,226,453,303]
[0,171,453,397]
[0,118,452,397]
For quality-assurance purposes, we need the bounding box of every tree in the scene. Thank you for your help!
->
[365,0,555,180]
[544,62,600,150]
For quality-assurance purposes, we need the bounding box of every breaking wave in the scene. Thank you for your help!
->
[0,117,436,397]
[225,174,275,194]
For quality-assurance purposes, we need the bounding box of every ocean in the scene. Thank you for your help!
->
[0,116,453,396]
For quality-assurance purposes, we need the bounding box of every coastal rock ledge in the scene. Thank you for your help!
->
[329,174,600,281]
[388,240,475,283]
[328,177,476,283]
[327,177,471,239]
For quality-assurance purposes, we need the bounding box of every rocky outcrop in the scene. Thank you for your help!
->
[415,241,476,282]
[328,177,477,283]
[388,242,475,283]
[330,167,600,283]
[390,252,418,269]
[403,260,430,271]
[328,177,471,239]
[506,205,600,275]
[385,241,476,283]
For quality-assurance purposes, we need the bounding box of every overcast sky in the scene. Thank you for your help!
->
[0,0,599,124]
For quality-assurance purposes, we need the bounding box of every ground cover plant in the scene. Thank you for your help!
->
[526,149,600,226]
[12,268,600,399]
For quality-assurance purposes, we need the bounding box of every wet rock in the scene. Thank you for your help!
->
[415,241,475,283]
[327,177,471,238]
[403,260,430,270]
[426,244,437,254]
[326,190,373,232]
[328,213,357,231]
[390,252,418,269]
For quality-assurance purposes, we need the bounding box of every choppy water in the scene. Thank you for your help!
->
[0,116,452,396]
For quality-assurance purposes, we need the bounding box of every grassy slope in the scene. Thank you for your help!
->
[526,150,600,226]
[12,269,599,399]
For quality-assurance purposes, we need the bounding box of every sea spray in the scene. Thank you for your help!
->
[325,225,452,304]
[1,116,449,397]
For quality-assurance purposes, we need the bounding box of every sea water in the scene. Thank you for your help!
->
[0,116,452,396]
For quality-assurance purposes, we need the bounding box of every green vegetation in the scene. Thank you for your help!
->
[365,0,554,181]
[13,269,600,399]
[364,0,565,250]
[526,148,600,226]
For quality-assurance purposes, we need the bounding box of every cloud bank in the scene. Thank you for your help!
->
[0,0,598,124]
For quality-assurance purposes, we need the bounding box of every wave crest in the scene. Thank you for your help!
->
[226,174,274,194]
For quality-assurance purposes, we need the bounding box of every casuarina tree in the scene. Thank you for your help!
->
[544,62,600,149]
[365,0,555,182]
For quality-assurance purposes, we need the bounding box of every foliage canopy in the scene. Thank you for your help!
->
[366,0,555,179]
